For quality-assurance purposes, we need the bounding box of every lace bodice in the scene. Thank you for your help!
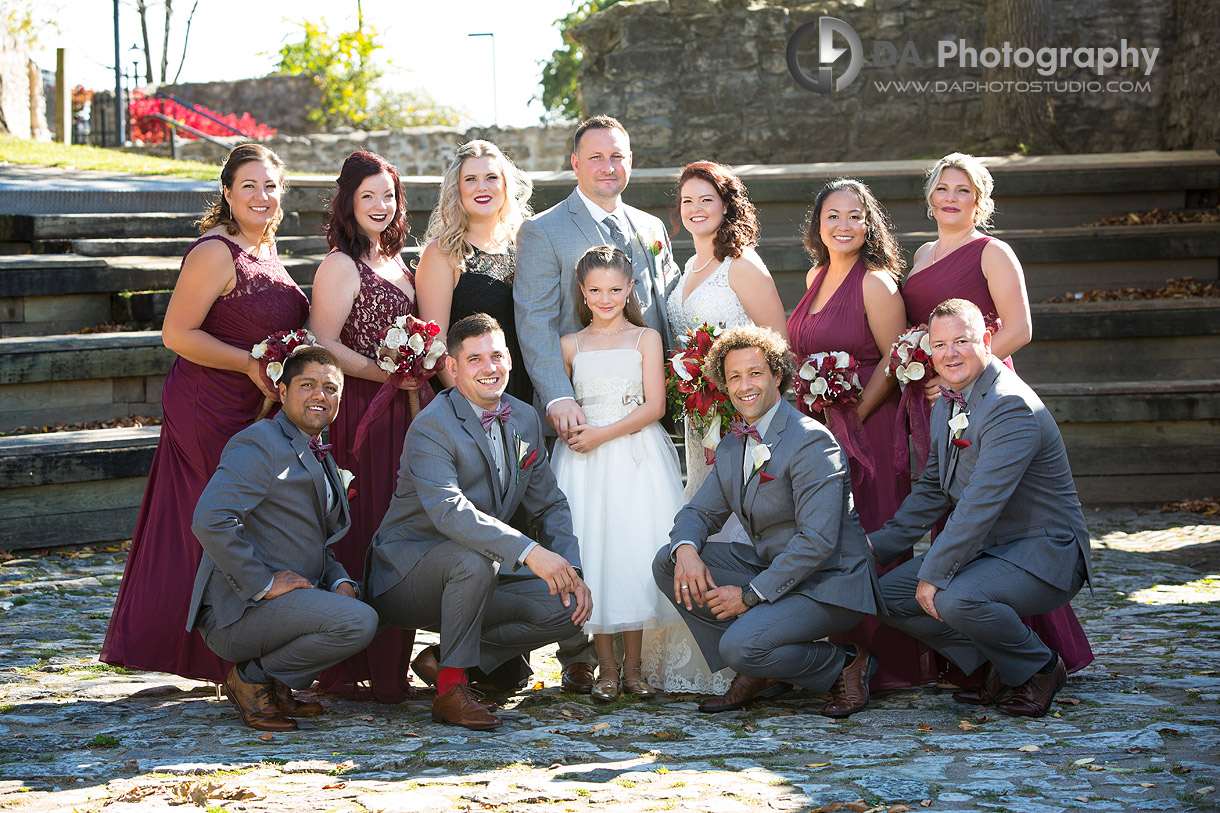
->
[339,256,417,358]
[572,348,644,427]
[666,256,751,338]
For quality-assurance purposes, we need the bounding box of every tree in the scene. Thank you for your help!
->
[538,0,619,121]
[980,0,1063,151]
[135,0,153,84]
[129,0,200,85]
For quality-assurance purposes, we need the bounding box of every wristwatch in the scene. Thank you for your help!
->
[741,586,761,608]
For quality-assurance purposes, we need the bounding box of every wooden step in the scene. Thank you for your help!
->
[0,212,306,242]
[68,234,328,258]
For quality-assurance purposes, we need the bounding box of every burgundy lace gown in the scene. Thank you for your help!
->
[315,256,418,703]
[901,236,1094,675]
[101,235,309,682]
[787,260,938,690]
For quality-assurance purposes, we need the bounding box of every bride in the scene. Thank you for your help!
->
[643,160,789,695]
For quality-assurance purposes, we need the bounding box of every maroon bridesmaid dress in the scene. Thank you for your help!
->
[787,260,939,690]
[101,235,309,681]
[901,236,1094,676]
[314,256,418,703]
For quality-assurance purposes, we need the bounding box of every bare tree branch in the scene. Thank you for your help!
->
[161,0,172,83]
[136,0,154,84]
[171,0,199,85]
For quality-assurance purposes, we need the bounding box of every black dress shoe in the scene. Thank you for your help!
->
[698,675,790,713]
[561,662,596,694]
[998,656,1066,718]
[953,662,1009,705]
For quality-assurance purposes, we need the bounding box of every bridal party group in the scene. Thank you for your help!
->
[98,114,1094,733]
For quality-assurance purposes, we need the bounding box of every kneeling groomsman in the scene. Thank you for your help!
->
[187,347,379,731]
[654,326,884,717]
[872,299,1093,717]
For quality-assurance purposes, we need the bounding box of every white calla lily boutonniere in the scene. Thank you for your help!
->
[948,411,972,454]
[514,434,538,484]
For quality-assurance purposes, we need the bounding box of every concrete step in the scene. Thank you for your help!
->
[67,234,328,258]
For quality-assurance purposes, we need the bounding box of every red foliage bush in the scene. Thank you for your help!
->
[128,90,277,144]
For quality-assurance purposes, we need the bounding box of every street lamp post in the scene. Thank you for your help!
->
[468,32,497,127]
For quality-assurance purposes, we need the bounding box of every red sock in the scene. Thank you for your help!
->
[437,667,467,695]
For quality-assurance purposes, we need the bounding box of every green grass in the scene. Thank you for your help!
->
[0,134,219,180]
[88,733,121,748]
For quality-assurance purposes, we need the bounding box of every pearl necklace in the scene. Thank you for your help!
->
[689,254,717,275]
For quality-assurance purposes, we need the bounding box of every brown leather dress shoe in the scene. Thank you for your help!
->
[411,645,441,686]
[952,662,1009,705]
[271,681,324,716]
[561,662,596,694]
[822,646,877,718]
[998,656,1066,718]
[698,674,790,713]
[432,684,503,730]
[224,666,298,732]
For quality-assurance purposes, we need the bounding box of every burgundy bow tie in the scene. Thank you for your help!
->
[308,436,332,462]
[481,403,512,431]
[939,386,967,410]
[729,420,762,443]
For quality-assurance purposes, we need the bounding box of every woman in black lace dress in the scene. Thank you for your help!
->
[416,140,534,403]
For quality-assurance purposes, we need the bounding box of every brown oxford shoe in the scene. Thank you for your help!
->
[822,646,877,719]
[224,666,298,732]
[561,662,596,694]
[270,680,324,716]
[698,674,790,713]
[411,645,441,687]
[998,656,1066,718]
[432,684,503,730]
[952,662,1010,706]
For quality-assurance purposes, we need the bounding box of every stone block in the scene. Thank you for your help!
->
[111,377,146,405]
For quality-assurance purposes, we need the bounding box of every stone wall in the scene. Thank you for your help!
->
[157,75,324,133]
[162,121,577,176]
[571,0,1204,167]
[0,29,49,140]
[1162,0,1220,152]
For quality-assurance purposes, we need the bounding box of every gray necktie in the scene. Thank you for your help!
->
[603,214,634,260]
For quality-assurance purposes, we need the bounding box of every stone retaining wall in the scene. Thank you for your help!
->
[156,75,323,133]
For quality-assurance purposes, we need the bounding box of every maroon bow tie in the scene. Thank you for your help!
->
[481,403,512,431]
[308,436,332,462]
[729,420,762,442]
[939,386,967,410]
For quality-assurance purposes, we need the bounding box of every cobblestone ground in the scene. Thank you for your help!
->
[1,507,1217,813]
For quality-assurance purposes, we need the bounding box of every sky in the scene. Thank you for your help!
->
[32,0,578,128]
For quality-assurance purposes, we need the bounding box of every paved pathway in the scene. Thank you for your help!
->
[0,508,1217,812]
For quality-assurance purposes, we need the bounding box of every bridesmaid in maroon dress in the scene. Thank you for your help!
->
[901,152,1093,675]
[102,144,308,681]
[787,179,938,690]
[309,151,422,703]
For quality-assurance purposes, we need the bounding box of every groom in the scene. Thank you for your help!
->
[367,313,592,730]
[514,113,679,690]
[653,326,884,718]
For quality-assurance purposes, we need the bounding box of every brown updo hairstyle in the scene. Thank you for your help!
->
[800,178,903,282]
[197,143,286,241]
[324,150,409,261]
[670,161,760,262]
[574,245,646,328]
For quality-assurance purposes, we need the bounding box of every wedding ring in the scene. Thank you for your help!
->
[681,585,690,590]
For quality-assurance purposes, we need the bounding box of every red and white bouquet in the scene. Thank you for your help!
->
[250,328,320,419]
[353,315,446,455]
[887,325,938,475]
[793,350,873,478]
[666,323,738,464]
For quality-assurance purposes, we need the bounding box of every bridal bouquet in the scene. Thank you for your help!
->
[352,315,446,455]
[887,325,937,475]
[665,322,738,464]
[793,351,873,478]
[250,329,320,419]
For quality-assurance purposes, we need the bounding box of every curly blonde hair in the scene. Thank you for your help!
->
[424,140,532,272]
[703,325,795,394]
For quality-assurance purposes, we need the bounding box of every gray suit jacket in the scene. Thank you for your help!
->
[514,188,680,411]
[670,399,882,615]
[870,358,1094,592]
[186,411,352,631]
[366,387,582,598]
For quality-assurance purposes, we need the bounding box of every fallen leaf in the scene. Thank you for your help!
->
[1087,765,1105,772]
[1073,757,1095,766]
[1018,745,1041,752]
[560,709,577,718]
[1052,711,1062,718]
[403,731,420,738]
[588,722,609,733]
[917,723,933,732]
[743,723,756,733]
[258,732,274,742]
[337,760,356,771]
[920,802,933,809]
[1199,786,1215,796]
[1058,696,1081,706]
[322,782,346,790]
[804,762,830,768]
[531,681,545,691]
[1075,797,1090,802]
[362,716,375,722]
[1140,783,1156,788]
[958,720,980,731]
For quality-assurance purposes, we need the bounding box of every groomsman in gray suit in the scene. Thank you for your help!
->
[871,298,1093,718]
[654,326,884,718]
[367,314,592,730]
[188,347,379,732]
[514,113,679,691]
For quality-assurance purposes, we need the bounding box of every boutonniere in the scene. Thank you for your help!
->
[747,443,772,485]
[643,230,667,276]
[948,412,971,454]
[337,467,356,500]
[515,434,537,483]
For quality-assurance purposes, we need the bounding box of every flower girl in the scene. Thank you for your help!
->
[551,246,686,700]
